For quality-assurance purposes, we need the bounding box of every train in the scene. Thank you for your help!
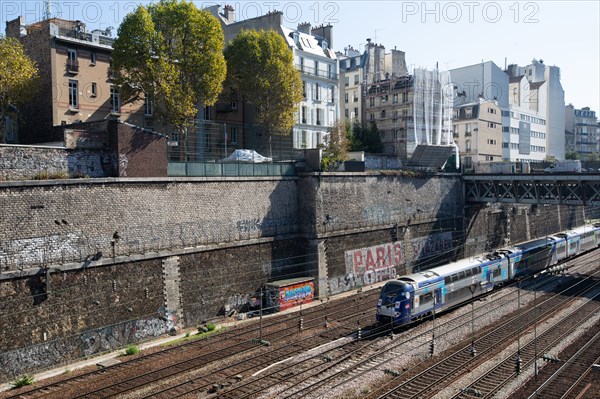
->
[376,223,600,326]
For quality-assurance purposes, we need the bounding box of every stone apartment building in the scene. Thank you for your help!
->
[5,17,151,144]
[337,46,363,124]
[452,99,503,170]
[565,104,599,158]
[208,6,339,150]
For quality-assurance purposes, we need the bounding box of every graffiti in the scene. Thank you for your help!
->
[0,232,81,269]
[364,205,392,223]
[347,242,403,275]
[118,154,128,177]
[236,215,298,233]
[281,282,313,303]
[410,232,452,261]
[363,266,397,285]
[133,318,169,340]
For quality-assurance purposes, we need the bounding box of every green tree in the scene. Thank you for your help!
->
[349,121,384,153]
[565,151,580,160]
[321,119,350,170]
[224,29,303,155]
[112,0,226,156]
[0,36,38,138]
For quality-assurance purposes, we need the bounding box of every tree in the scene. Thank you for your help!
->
[565,151,580,160]
[112,0,226,155]
[349,121,384,153]
[0,36,38,138]
[321,119,350,170]
[224,29,303,154]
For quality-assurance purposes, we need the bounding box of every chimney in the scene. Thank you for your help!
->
[311,24,333,48]
[297,22,311,34]
[223,5,235,23]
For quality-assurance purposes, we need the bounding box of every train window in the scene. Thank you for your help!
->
[472,267,480,275]
[458,271,466,279]
[451,274,459,282]
[493,269,501,277]
[421,293,433,303]
[444,276,451,285]
[465,269,472,277]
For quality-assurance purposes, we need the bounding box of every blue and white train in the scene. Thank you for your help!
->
[376,223,600,326]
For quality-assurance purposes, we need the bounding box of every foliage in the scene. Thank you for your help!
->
[349,121,384,153]
[565,151,580,160]
[224,29,303,139]
[123,344,140,356]
[321,119,350,170]
[583,152,599,162]
[11,374,34,388]
[112,0,226,141]
[0,36,39,127]
[32,170,70,180]
[206,322,216,331]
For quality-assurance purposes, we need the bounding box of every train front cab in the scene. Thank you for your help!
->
[377,280,414,325]
[570,225,598,253]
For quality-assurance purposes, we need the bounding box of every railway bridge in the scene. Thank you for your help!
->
[463,173,600,206]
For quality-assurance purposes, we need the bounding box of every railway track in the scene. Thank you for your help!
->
[365,267,600,399]
[1,290,379,399]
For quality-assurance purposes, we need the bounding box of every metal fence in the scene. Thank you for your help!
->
[167,120,304,177]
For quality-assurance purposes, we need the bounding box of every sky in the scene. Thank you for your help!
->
[3,1,599,114]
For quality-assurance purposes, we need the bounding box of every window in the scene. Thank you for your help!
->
[144,95,153,116]
[327,64,333,79]
[402,92,408,103]
[466,140,471,152]
[90,52,96,65]
[314,83,320,101]
[67,49,78,71]
[354,108,358,118]
[329,86,335,103]
[301,130,307,147]
[488,107,496,114]
[230,101,237,110]
[369,97,375,106]
[316,108,322,125]
[370,113,375,121]
[68,80,78,109]
[204,105,211,121]
[110,86,120,113]
[303,81,307,98]
[488,122,496,128]
[465,108,472,118]
[345,76,349,87]
[393,94,398,104]
[345,93,349,103]
[229,127,238,144]
[354,74,359,85]
[315,61,319,75]
[345,109,349,118]
[90,82,97,97]
[302,106,307,124]
[300,57,304,72]
[381,110,386,119]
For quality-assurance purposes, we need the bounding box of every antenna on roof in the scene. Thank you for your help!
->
[43,0,52,20]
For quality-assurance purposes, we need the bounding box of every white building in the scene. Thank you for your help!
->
[506,75,547,162]
[283,23,338,149]
[506,59,565,160]
[208,6,339,150]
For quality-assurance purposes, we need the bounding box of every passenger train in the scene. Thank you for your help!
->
[376,223,600,326]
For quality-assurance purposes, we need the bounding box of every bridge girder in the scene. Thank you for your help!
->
[463,174,600,206]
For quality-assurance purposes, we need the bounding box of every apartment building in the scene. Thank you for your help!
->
[565,104,599,157]
[452,99,503,170]
[208,6,339,150]
[337,46,363,124]
[5,16,150,144]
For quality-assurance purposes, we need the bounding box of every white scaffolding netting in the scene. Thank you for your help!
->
[411,68,458,168]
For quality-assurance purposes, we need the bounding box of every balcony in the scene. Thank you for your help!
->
[66,61,79,74]
[108,68,117,80]
[297,64,337,80]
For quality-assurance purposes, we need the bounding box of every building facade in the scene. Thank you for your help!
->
[337,46,364,124]
[209,6,339,150]
[6,17,150,144]
[565,105,599,158]
[452,99,503,169]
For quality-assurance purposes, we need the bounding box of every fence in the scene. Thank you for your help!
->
[167,120,303,177]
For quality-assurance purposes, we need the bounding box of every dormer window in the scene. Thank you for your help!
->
[321,40,328,51]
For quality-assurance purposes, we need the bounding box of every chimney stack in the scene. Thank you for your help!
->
[297,22,311,34]
[223,5,235,23]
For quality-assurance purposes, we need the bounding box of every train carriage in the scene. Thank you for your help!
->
[377,223,600,326]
